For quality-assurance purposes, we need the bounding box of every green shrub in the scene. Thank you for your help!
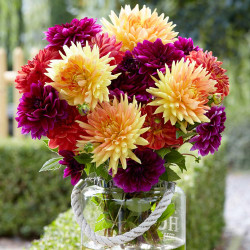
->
[31,144,226,250]
[0,138,72,238]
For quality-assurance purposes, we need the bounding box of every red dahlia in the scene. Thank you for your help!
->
[15,47,61,94]
[187,50,229,100]
[47,106,87,152]
[141,106,183,150]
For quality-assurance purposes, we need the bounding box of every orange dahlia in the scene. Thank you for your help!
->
[187,50,229,100]
[147,58,217,132]
[141,106,183,150]
[76,95,149,175]
[101,5,178,52]
[45,42,119,109]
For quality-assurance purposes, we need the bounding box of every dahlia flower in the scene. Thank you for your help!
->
[174,36,200,56]
[187,50,229,99]
[90,33,124,66]
[77,95,149,175]
[141,106,183,150]
[147,58,217,131]
[112,149,165,193]
[190,106,226,156]
[15,47,61,93]
[45,18,102,49]
[109,51,151,103]
[102,5,178,51]
[47,106,87,152]
[16,82,68,139]
[132,38,184,81]
[59,150,85,185]
[46,42,119,109]
[110,39,184,103]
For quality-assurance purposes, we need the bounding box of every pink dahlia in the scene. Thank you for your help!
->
[45,18,102,49]
[15,47,61,93]
[109,39,184,103]
[174,36,200,56]
[112,149,165,193]
[16,82,68,139]
[90,33,124,66]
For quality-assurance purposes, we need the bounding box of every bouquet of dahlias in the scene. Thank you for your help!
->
[15,4,229,249]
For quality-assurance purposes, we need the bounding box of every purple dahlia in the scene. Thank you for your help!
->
[112,149,165,193]
[44,18,102,49]
[174,36,201,56]
[190,106,226,156]
[16,82,68,139]
[109,39,184,103]
[59,150,85,185]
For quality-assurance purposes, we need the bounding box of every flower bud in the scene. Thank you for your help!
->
[77,103,90,116]
[213,93,222,105]
[84,142,94,153]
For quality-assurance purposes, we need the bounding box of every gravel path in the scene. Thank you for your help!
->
[0,238,31,250]
[224,171,250,250]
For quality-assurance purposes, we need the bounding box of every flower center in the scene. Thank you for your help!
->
[33,98,42,109]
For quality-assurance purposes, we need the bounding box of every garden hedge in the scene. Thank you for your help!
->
[31,143,227,250]
[0,138,72,238]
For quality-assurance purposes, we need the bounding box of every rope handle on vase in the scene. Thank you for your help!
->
[71,179,175,248]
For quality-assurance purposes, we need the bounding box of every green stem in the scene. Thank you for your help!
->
[111,193,126,230]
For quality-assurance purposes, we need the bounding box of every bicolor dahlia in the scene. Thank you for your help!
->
[90,33,124,66]
[46,42,119,109]
[59,150,85,185]
[147,59,217,132]
[187,50,229,99]
[112,149,165,193]
[16,82,68,139]
[45,18,102,49]
[141,106,183,150]
[102,5,178,51]
[15,47,61,93]
[174,36,200,56]
[47,106,87,152]
[190,106,226,156]
[77,95,149,175]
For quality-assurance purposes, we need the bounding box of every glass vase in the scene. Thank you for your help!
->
[79,178,186,250]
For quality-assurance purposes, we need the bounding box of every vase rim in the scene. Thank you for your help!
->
[82,176,176,194]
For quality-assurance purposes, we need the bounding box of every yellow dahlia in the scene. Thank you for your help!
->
[101,5,178,52]
[147,58,217,132]
[45,42,119,109]
[76,95,149,175]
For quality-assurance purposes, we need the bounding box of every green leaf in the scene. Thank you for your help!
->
[42,139,58,153]
[164,150,184,164]
[156,148,171,159]
[126,198,151,213]
[157,203,175,223]
[74,153,92,164]
[94,214,113,232]
[164,150,187,173]
[96,164,112,182]
[84,163,95,175]
[160,167,181,182]
[39,157,63,172]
